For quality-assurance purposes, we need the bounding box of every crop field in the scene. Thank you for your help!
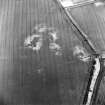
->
[0,0,105,105]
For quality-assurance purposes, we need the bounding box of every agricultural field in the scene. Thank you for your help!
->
[0,0,105,105]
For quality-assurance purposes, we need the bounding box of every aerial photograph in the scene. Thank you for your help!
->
[0,0,105,105]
